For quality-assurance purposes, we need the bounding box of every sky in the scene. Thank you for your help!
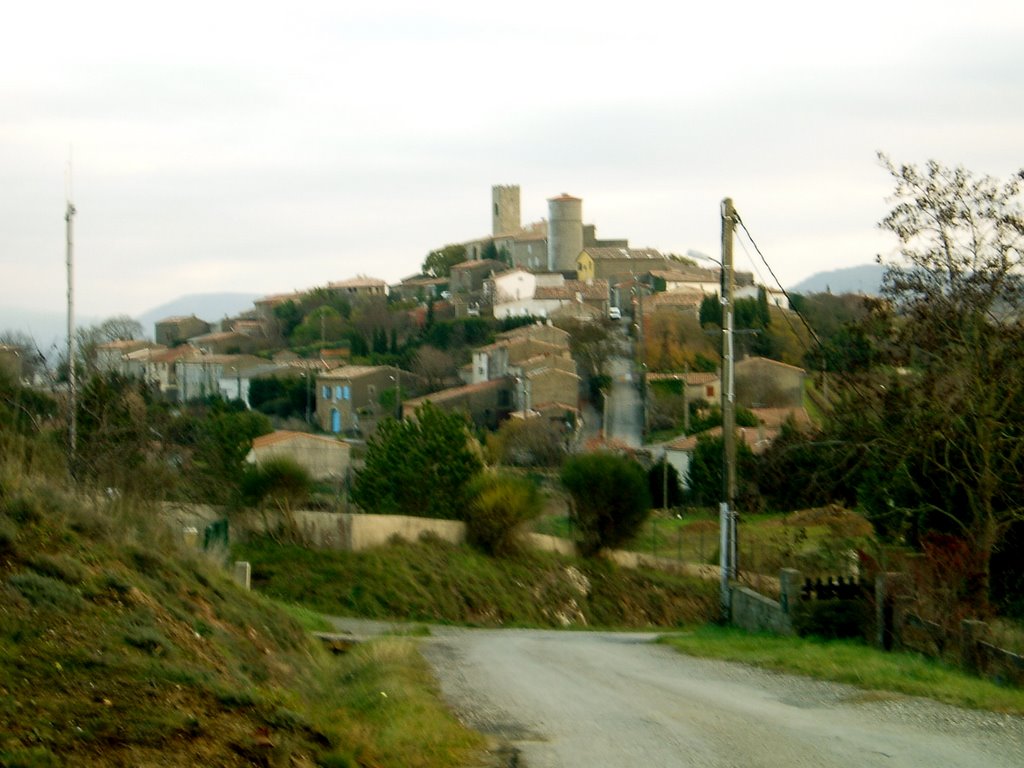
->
[2,0,1023,320]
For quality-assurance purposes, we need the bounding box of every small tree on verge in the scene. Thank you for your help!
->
[463,472,542,557]
[561,452,651,557]
[351,401,483,518]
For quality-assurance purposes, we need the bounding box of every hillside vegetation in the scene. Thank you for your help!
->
[234,536,719,629]
[0,442,482,768]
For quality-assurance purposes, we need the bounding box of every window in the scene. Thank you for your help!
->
[342,385,351,400]
[322,385,331,400]
[706,385,715,398]
[335,385,342,400]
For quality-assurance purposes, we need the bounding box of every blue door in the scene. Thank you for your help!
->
[331,408,341,433]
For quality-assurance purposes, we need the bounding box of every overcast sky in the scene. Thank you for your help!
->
[3,0,1023,319]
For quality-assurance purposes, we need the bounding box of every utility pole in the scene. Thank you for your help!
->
[65,197,77,466]
[719,197,737,620]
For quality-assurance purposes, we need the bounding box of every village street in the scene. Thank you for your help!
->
[602,351,644,448]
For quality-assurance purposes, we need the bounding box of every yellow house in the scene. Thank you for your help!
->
[576,246,668,283]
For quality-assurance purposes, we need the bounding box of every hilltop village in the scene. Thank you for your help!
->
[0,184,819,494]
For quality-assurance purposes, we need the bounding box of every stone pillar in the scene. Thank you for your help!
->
[779,569,802,615]
[233,561,251,591]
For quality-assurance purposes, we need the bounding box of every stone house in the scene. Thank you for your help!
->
[122,345,190,398]
[401,379,511,430]
[734,357,806,409]
[647,371,721,404]
[576,247,670,285]
[155,315,211,347]
[664,406,810,490]
[389,274,448,302]
[187,330,259,355]
[94,339,154,374]
[315,364,420,436]
[176,353,267,403]
[449,259,507,295]
[487,268,609,319]
[325,276,388,300]
[246,430,350,481]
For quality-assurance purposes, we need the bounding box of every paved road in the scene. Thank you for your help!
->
[604,355,643,447]
[418,627,1024,768]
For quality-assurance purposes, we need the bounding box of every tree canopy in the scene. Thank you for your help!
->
[422,244,467,278]
[561,452,651,556]
[815,156,1024,611]
[350,402,483,519]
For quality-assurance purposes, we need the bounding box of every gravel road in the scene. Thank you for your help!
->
[414,627,1024,768]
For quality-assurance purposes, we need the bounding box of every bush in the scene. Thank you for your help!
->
[486,417,567,468]
[7,571,83,611]
[0,514,15,556]
[561,452,651,557]
[464,473,542,557]
[240,457,313,511]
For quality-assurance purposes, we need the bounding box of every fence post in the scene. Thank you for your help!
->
[961,619,989,675]
[233,561,251,591]
[875,572,907,651]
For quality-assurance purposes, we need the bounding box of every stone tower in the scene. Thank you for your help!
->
[492,185,521,236]
[547,193,583,272]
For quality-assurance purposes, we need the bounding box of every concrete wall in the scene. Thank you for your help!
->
[731,586,794,635]
[292,511,467,551]
[729,568,801,636]
[248,438,350,481]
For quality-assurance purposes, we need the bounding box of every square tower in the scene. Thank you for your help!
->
[492,185,521,236]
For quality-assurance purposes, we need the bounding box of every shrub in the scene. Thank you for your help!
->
[27,554,87,585]
[240,457,313,511]
[561,452,651,557]
[0,514,16,556]
[464,473,542,557]
[7,571,83,610]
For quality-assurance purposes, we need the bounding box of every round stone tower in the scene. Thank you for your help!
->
[547,193,583,272]
[492,185,521,236]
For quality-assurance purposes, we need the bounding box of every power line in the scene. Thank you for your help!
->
[731,210,889,423]
[733,212,822,348]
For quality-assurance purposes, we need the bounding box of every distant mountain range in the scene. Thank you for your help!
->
[0,293,261,353]
[789,264,884,296]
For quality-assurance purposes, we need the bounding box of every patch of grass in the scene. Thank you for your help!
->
[7,571,83,610]
[263,597,333,633]
[661,625,1024,714]
[306,637,484,768]
[0,451,488,767]
[235,535,719,629]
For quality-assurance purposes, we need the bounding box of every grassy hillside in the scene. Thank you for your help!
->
[0,448,482,767]
[235,536,719,629]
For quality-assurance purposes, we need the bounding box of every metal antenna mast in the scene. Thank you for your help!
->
[65,160,77,465]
